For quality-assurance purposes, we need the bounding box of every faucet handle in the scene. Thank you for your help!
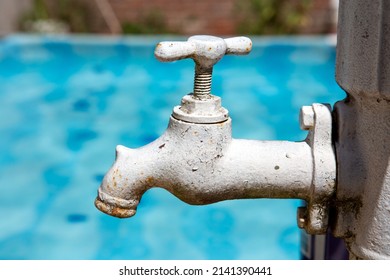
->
[155,35,252,69]
[155,35,252,99]
[155,35,252,124]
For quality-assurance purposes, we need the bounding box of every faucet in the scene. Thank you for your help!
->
[95,35,336,235]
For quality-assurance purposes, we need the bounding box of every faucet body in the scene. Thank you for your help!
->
[96,97,335,235]
[96,116,314,218]
[95,36,336,252]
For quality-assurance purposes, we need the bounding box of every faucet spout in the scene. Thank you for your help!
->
[94,144,155,218]
[95,116,313,218]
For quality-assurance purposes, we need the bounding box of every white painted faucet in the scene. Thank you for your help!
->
[95,35,337,236]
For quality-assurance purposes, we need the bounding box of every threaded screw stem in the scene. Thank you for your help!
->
[194,65,212,99]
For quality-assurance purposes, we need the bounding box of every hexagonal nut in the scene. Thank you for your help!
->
[297,206,307,229]
[299,106,315,130]
[172,94,229,123]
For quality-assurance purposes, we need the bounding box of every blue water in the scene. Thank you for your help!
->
[0,35,345,260]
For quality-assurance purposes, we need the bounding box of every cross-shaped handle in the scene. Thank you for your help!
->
[155,35,252,68]
[155,35,252,98]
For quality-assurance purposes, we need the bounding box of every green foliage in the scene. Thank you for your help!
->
[21,0,91,33]
[236,0,312,35]
[122,10,170,34]
[54,0,90,33]
[31,0,50,20]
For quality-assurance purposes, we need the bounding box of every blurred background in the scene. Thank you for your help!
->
[0,0,339,36]
[0,0,346,260]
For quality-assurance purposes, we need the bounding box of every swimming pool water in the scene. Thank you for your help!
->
[0,35,345,260]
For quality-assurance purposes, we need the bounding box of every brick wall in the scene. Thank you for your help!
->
[108,0,237,35]
[302,0,337,33]
[108,0,336,35]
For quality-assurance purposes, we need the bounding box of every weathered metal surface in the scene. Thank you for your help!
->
[172,94,228,124]
[299,106,315,130]
[298,103,336,234]
[154,35,252,71]
[336,0,390,100]
[95,36,336,238]
[95,116,315,218]
[334,0,390,259]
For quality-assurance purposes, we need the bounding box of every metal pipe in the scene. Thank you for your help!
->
[334,0,390,259]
